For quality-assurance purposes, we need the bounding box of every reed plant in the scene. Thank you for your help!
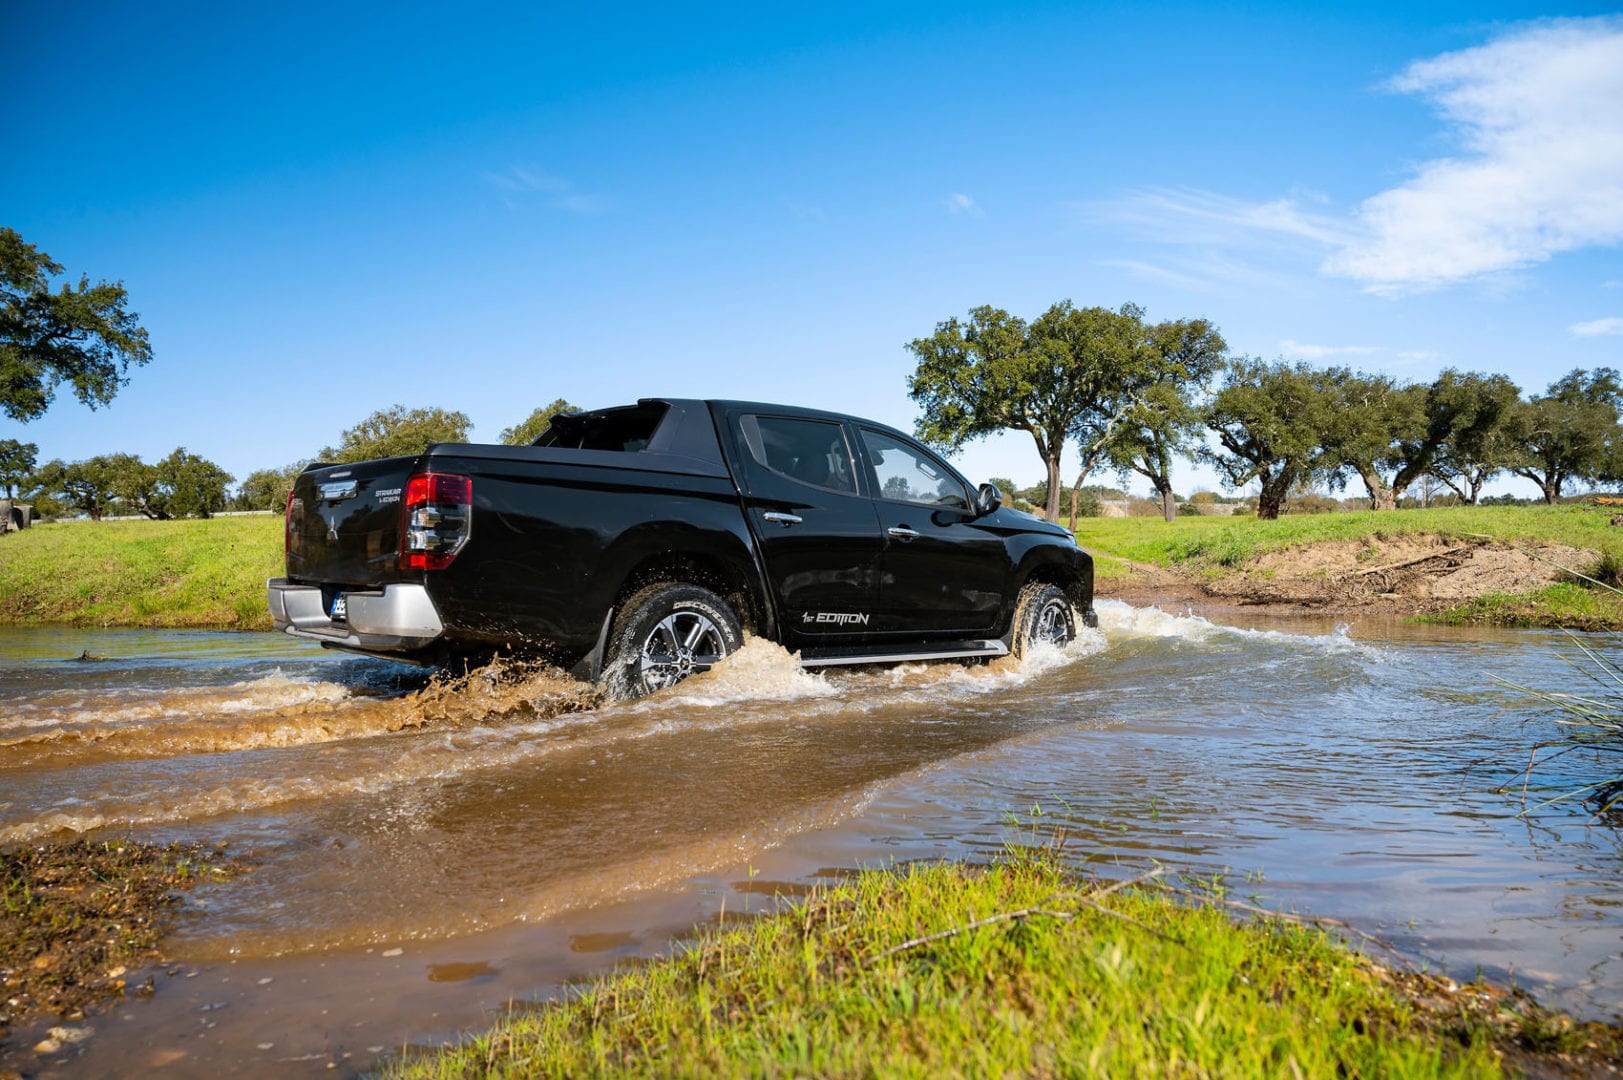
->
[1493,629,1623,821]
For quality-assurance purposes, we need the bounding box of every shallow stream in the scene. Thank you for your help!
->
[1,603,1618,1075]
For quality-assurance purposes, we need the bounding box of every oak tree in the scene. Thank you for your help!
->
[1506,368,1623,503]
[0,439,37,498]
[322,405,473,463]
[906,301,1152,523]
[1202,359,1331,520]
[0,228,152,422]
[500,399,582,445]
[1104,317,1227,522]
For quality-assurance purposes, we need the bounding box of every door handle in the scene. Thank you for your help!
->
[763,511,803,527]
[887,525,920,541]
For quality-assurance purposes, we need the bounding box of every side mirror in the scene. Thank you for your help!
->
[975,482,1002,516]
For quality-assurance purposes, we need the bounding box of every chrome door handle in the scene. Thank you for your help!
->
[887,525,920,541]
[763,512,803,527]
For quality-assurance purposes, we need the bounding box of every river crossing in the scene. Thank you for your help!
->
[0,602,1618,1076]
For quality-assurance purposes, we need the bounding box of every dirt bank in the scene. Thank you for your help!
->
[1098,535,1604,622]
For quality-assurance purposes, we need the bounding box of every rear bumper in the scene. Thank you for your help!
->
[267,578,445,653]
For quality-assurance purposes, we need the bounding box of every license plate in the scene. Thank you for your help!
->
[329,594,347,621]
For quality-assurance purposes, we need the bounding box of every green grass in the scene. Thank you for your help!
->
[1071,505,1623,570]
[387,854,1603,1079]
[0,516,281,630]
[1420,582,1623,630]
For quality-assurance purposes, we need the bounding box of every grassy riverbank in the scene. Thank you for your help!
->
[0,516,280,630]
[1073,505,1623,627]
[1073,504,1623,567]
[391,856,1616,1078]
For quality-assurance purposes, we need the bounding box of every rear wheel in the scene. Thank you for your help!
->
[603,584,744,699]
[1010,582,1076,658]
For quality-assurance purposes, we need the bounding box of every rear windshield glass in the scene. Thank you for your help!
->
[535,402,668,452]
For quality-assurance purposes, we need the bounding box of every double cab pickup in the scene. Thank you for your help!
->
[269,399,1097,697]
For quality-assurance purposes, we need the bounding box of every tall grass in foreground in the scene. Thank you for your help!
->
[1493,631,1623,821]
[387,854,1607,1079]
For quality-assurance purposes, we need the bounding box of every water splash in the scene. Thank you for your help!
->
[0,657,599,769]
[1096,599,1377,656]
[647,637,838,707]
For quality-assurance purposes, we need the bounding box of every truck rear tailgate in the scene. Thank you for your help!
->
[286,458,419,586]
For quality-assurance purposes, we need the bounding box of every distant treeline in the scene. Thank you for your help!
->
[907,300,1622,521]
[2,398,583,521]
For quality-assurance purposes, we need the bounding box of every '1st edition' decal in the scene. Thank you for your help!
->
[803,611,870,626]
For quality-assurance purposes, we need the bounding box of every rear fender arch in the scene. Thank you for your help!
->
[572,524,773,680]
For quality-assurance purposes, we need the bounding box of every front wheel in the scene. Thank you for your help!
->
[602,583,744,699]
[1010,582,1076,658]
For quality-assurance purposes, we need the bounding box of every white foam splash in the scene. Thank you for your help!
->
[1095,599,1376,655]
[646,637,838,707]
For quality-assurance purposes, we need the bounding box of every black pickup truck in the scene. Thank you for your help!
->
[269,399,1097,697]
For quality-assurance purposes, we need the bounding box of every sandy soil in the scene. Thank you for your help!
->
[1096,536,1599,618]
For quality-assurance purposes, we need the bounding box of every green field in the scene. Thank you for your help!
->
[0,515,281,629]
[390,854,1606,1079]
[1072,504,1623,569]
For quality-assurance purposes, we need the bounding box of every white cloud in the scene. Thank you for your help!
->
[946,193,981,215]
[1572,317,1623,337]
[1324,17,1623,292]
[483,166,610,214]
[1279,339,1382,360]
[1081,188,1352,248]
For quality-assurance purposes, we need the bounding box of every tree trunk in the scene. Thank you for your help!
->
[1544,479,1560,505]
[1068,464,1097,528]
[1256,468,1294,520]
[1154,478,1176,523]
[1043,453,1063,524]
[1356,465,1396,510]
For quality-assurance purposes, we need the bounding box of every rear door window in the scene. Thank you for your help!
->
[739,415,859,494]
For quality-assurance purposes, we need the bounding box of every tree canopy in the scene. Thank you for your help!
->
[1105,317,1227,521]
[321,405,473,463]
[907,301,1201,522]
[0,228,153,422]
[1506,368,1623,503]
[152,447,233,518]
[1316,368,1521,510]
[1422,372,1523,505]
[28,448,231,519]
[234,462,308,512]
[30,457,121,520]
[1202,359,1331,520]
[0,439,37,498]
[500,398,582,445]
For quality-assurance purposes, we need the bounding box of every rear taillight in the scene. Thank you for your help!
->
[285,490,301,557]
[399,472,473,571]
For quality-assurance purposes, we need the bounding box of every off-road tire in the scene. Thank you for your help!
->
[1010,582,1076,658]
[602,583,744,700]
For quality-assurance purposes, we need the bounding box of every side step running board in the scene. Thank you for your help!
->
[798,639,1009,669]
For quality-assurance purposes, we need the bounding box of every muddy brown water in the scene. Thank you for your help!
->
[2,604,1620,1076]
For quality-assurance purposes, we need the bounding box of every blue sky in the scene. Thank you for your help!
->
[5,2,1622,498]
